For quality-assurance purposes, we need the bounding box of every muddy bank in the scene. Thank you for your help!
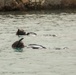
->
[0,0,76,11]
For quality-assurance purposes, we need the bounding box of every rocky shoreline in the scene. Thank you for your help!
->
[0,0,76,11]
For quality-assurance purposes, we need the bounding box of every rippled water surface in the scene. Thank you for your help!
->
[0,10,76,75]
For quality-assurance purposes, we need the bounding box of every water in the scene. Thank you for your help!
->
[0,10,76,75]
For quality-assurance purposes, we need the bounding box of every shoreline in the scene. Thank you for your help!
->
[0,7,76,11]
[0,0,76,11]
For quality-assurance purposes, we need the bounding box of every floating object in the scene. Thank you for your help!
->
[16,29,26,35]
[26,32,37,36]
[55,48,61,50]
[44,34,56,37]
[16,29,37,36]
[63,47,69,49]
[28,44,46,49]
[12,38,24,49]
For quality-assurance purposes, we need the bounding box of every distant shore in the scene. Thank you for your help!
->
[0,0,76,11]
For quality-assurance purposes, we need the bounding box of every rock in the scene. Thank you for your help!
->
[61,0,76,7]
[0,0,76,10]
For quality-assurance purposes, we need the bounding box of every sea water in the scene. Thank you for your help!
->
[0,10,76,75]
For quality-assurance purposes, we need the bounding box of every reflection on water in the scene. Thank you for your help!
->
[14,48,23,52]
